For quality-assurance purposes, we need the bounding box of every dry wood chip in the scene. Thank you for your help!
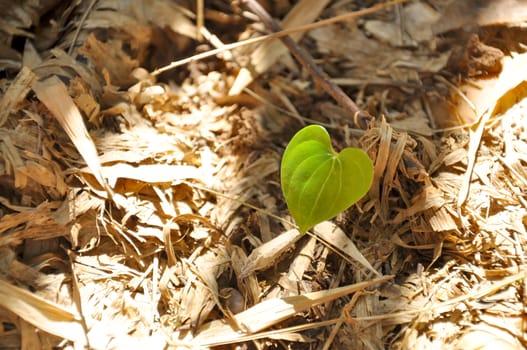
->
[78,33,139,87]
[314,222,380,277]
[425,206,458,232]
[16,160,60,189]
[392,183,445,224]
[141,0,197,39]
[241,228,303,278]
[266,236,316,299]
[0,66,36,127]
[179,248,229,329]
[381,131,407,218]
[44,49,103,94]
[368,118,392,202]
[0,132,28,188]
[229,245,259,306]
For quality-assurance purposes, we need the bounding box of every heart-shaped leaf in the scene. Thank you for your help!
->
[281,125,374,233]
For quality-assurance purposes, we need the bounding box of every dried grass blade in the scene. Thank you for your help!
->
[80,163,202,185]
[32,76,110,194]
[0,278,86,345]
[192,275,392,346]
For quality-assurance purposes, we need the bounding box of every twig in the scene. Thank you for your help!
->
[151,0,410,79]
[68,0,98,55]
[196,0,204,41]
[242,0,370,129]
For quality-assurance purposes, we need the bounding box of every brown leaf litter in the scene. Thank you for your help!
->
[0,0,526,349]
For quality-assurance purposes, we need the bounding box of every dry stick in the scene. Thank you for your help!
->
[196,0,204,41]
[151,0,409,77]
[67,0,98,55]
[242,0,371,129]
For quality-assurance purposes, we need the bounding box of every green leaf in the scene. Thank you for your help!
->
[281,125,374,233]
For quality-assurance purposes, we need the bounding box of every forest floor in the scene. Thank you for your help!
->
[0,0,526,349]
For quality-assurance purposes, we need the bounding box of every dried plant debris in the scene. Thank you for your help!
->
[0,0,526,349]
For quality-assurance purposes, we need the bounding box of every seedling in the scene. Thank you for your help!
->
[281,125,374,233]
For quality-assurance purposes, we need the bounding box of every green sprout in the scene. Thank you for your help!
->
[281,125,374,233]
